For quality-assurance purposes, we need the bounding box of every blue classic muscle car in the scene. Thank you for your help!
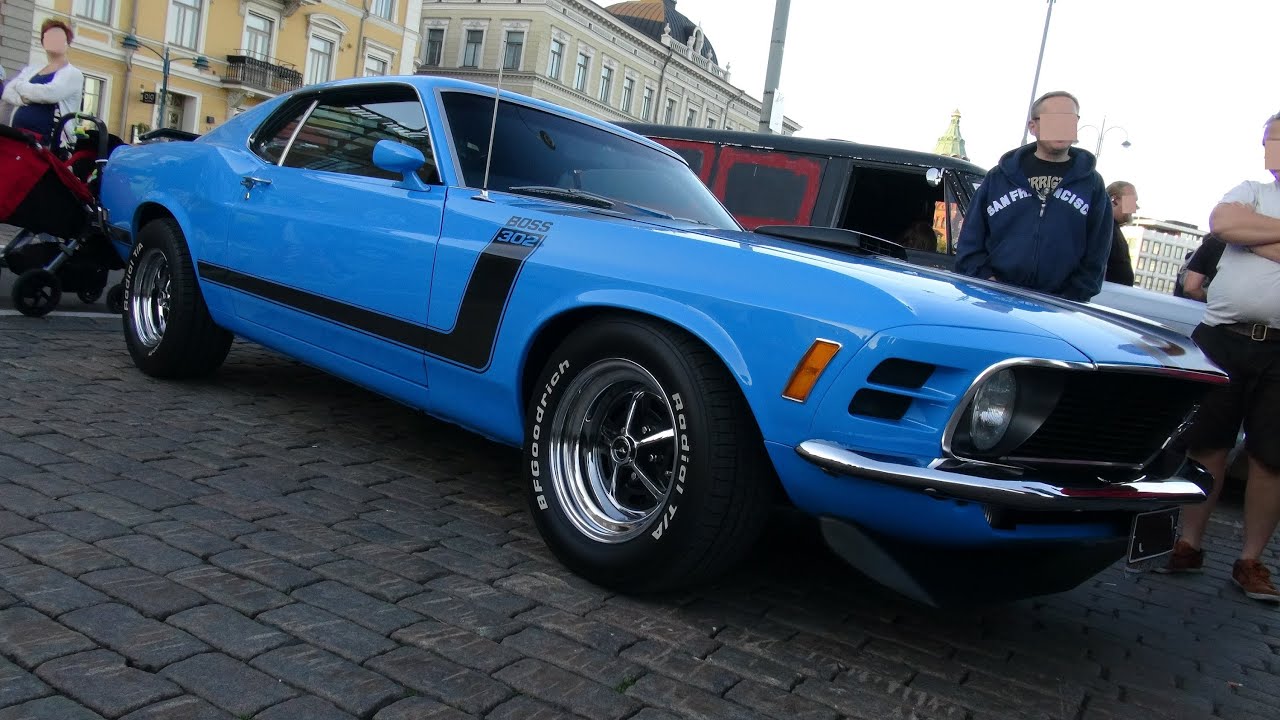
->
[99,76,1225,607]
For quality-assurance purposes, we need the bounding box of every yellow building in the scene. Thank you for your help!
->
[21,0,424,141]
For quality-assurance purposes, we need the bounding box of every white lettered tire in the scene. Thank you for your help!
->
[523,316,772,592]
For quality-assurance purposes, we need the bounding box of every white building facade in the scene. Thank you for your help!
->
[1121,218,1206,295]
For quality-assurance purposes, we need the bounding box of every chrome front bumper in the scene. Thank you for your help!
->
[795,440,1213,511]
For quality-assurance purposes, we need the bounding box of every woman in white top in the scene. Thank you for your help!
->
[2,18,84,145]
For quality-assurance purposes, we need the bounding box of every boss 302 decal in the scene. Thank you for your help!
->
[197,214,552,371]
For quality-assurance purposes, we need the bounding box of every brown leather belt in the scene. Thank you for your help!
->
[1220,322,1280,342]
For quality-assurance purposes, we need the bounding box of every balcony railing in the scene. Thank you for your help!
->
[223,51,303,95]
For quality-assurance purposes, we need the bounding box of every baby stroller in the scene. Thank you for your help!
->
[1,113,126,317]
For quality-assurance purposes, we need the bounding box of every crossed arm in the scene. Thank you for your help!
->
[1210,201,1280,263]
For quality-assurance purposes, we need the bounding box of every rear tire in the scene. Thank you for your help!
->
[122,218,232,378]
[523,316,772,593]
[13,269,61,318]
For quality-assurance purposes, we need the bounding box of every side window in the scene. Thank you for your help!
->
[711,147,825,230]
[650,138,716,183]
[839,165,946,255]
[278,87,439,183]
[251,98,313,164]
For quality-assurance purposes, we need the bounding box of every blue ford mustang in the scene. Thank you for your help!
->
[99,76,1225,606]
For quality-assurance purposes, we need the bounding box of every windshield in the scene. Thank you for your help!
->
[440,91,741,229]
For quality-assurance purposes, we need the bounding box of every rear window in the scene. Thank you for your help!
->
[711,147,825,229]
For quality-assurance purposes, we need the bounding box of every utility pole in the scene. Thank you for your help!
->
[1021,0,1057,146]
[758,0,791,134]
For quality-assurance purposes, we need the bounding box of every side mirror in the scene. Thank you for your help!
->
[373,140,430,192]
[925,168,943,187]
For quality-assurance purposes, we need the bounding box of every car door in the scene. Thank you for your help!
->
[217,83,444,386]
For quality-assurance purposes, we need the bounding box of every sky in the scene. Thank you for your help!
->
[672,0,1279,231]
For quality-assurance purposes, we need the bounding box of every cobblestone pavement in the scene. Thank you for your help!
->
[0,319,1277,720]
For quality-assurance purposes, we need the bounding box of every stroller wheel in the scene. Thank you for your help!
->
[78,288,104,304]
[13,269,62,318]
[106,283,125,314]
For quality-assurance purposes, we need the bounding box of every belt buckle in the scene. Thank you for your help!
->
[1251,323,1269,341]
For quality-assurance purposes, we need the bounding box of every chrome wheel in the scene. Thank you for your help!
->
[548,358,680,544]
[130,248,171,348]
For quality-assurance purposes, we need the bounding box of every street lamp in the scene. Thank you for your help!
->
[121,33,210,131]
[1021,0,1057,145]
[1079,115,1131,159]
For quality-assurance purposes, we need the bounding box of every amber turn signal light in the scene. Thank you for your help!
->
[782,339,842,402]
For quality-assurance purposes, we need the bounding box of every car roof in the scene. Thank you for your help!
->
[616,122,989,175]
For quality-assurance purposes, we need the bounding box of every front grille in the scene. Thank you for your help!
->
[1006,371,1204,466]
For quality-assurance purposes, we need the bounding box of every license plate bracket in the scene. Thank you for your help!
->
[1128,508,1178,564]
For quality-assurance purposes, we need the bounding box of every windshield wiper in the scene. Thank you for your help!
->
[505,185,676,220]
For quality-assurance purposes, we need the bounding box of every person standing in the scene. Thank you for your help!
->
[1159,111,1280,603]
[1104,181,1138,285]
[1176,233,1227,301]
[955,91,1113,301]
[1,19,84,144]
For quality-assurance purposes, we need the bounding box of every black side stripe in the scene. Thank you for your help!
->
[197,232,539,371]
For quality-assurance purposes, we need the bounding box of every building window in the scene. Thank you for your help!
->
[243,11,272,60]
[503,31,524,70]
[641,86,653,120]
[574,52,589,92]
[621,76,635,113]
[74,0,111,23]
[365,55,388,77]
[664,98,676,124]
[306,34,335,85]
[547,39,564,81]
[463,30,483,67]
[686,108,697,126]
[423,28,444,66]
[370,0,393,21]
[706,115,718,129]
[168,0,202,50]
[80,75,105,118]
[598,65,613,104]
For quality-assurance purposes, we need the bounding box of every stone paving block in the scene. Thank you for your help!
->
[162,505,258,540]
[62,603,210,670]
[2,531,127,576]
[162,652,300,717]
[725,679,842,720]
[64,493,165,527]
[264,495,354,525]
[398,590,524,640]
[494,570,610,615]
[34,511,129,543]
[193,492,282,522]
[209,549,320,593]
[587,601,721,659]
[137,521,241,558]
[167,565,292,615]
[372,697,476,720]
[0,511,44,539]
[437,535,529,570]
[367,646,512,716]
[0,589,16,609]
[305,476,386,504]
[78,566,206,618]
[312,559,422,602]
[0,607,97,669]
[292,580,420,634]
[250,644,406,717]
[336,543,447,583]
[0,546,25,568]
[239,531,341,568]
[620,640,741,695]
[10,473,92,500]
[417,547,510,583]
[118,695,235,720]
[391,620,523,674]
[0,656,52,708]
[95,480,187,511]
[0,564,108,615]
[34,650,182,718]
[166,605,293,661]
[257,516,360,552]
[331,521,432,554]
[95,535,202,574]
[707,645,804,691]
[254,696,356,720]
[359,509,454,544]
[502,626,644,688]
[514,606,640,656]
[0,696,106,720]
[426,575,536,617]
[494,657,641,720]
[257,602,397,664]
[0,447,67,473]
[625,672,764,720]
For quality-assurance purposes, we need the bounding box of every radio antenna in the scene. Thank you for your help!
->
[476,38,507,202]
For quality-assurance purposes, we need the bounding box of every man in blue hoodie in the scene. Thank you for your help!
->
[955,91,1113,301]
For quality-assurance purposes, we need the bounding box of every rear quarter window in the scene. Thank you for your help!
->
[712,147,825,230]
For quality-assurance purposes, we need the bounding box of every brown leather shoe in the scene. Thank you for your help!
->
[1233,559,1280,603]
[1153,540,1204,574]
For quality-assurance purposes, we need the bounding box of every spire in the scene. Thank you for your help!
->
[933,109,968,160]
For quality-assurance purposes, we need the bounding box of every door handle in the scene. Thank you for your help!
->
[241,176,272,199]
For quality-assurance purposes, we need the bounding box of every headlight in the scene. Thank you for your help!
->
[969,369,1017,451]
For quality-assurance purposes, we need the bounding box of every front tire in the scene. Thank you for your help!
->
[122,219,232,378]
[523,317,772,593]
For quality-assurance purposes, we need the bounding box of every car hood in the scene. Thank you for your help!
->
[672,224,1223,377]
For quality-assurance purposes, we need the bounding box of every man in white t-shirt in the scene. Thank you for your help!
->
[1158,111,1280,603]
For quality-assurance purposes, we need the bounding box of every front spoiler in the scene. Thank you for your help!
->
[795,439,1212,511]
